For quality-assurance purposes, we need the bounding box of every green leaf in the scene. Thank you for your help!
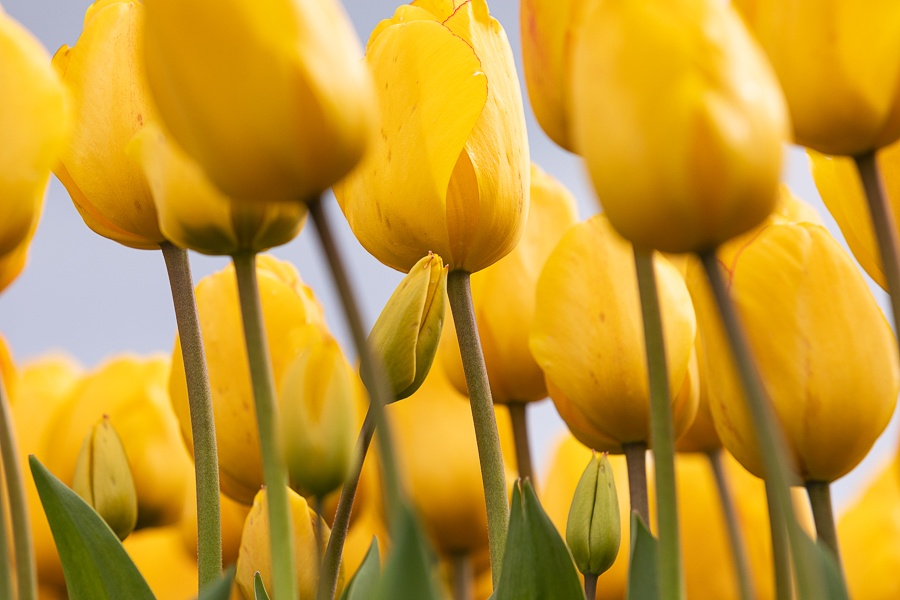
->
[29,456,155,600]
[626,511,659,600]
[254,572,271,600]
[339,538,381,600]
[374,504,441,600]
[792,531,849,600]
[493,479,585,600]
[196,567,235,600]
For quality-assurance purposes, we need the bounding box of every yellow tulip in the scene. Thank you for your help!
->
[131,123,307,255]
[143,0,374,203]
[236,487,342,600]
[334,0,530,274]
[440,163,578,404]
[571,0,788,253]
[529,215,698,452]
[169,255,327,504]
[695,222,898,482]
[735,0,900,156]
[52,0,164,250]
[0,7,67,291]
[124,526,198,600]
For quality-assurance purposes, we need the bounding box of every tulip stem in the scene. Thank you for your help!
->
[708,450,755,600]
[451,553,473,600]
[622,442,649,526]
[633,248,683,600]
[508,403,535,485]
[699,249,826,600]
[584,573,598,600]
[232,251,297,600]
[0,470,12,600]
[855,152,900,340]
[447,271,511,586]
[317,408,375,600]
[160,242,223,589]
[805,481,842,570]
[0,372,36,600]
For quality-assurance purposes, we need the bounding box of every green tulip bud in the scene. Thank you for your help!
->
[366,252,448,401]
[566,452,620,576]
[72,415,138,541]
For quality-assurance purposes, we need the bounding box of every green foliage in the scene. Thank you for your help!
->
[340,538,381,600]
[374,504,441,600]
[196,567,235,600]
[254,572,271,600]
[626,511,659,600]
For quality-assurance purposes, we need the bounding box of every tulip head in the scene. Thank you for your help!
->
[571,0,788,253]
[567,452,621,577]
[335,0,530,274]
[367,252,447,401]
[144,0,375,203]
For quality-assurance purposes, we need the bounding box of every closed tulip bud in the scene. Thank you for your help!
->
[571,0,788,253]
[567,453,620,577]
[52,0,164,249]
[367,252,447,401]
[334,0,530,274]
[72,416,138,540]
[529,215,698,452]
[144,0,375,203]
[735,0,900,156]
[440,164,578,404]
[130,124,306,255]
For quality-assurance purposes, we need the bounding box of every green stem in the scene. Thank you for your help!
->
[584,573,598,600]
[451,553,473,600]
[1,461,14,599]
[508,403,534,485]
[0,372,35,600]
[446,271,510,587]
[160,242,222,589]
[622,443,649,527]
[708,450,755,600]
[765,482,792,600]
[806,481,842,570]
[232,251,296,600]
[633,249,682,600]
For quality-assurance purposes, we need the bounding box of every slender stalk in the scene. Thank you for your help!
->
[317,408,375,600]
[232,251,296,600]
[708,450,755,600]
[584,573,598,600]
[451,553,473,600]
[446,271,510,586]
[622,442,649,526]
[855,152,900,337]
[806,481,842,569]
[313,495,325,589]
[1,461,14,600]
[633,249,682,600]
[765,483,792,600]
[508,403,534,485]
[160,242,222,588]
[0,374,35,600]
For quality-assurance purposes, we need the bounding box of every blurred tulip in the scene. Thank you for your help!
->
[529,215,698,452]
[131,123,307,255]
[236,487,342,600]
[0,7,68,292]
[735,0,900,156]
[178,484,251,568]
[52,0,164,249]
[441,164,578,404]
[367,252,447,401]
[144,0,374,203]
[124,525,198,600]
[567,452,620,577]
[169,255,327,504]
[334,0,530,274]
[571,0,788,253]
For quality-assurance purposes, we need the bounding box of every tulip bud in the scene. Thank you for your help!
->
[367,252,447,401]
[567,452,621,577]
[72,416,138,540]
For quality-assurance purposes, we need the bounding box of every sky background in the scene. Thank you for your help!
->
[1,0,894,512]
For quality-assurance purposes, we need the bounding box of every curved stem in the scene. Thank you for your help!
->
[806,481,842,570]
[232,251,296,600]
[708,450,755,600]
[622,442,649,526]
[508,403,534,485]
[633,249,682,600]
[160,242,222,588]
[446,271,510,587]
[451,553,473,600]
[584,573,598,600]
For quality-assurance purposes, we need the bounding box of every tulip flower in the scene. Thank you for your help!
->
[131,124,307,255]
[53,0,165,249]
[143,0,374,203]
[367,252,448,401]
[334,0,530,274]
[570,0,789,253]
[124,526,199,600]
[734,0,900,156]
[567,453,621,577]
[529,215,698,453]
[169,255,327,504]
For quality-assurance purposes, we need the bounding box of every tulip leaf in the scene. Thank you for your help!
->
[792,532,849,600]
[340,538,380,600]
[626,512,659,600]
[196,567,235,600]
[29,456,156,600]
[493,479,585,600]
[374,503,441,600]
[253,572,271,600]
